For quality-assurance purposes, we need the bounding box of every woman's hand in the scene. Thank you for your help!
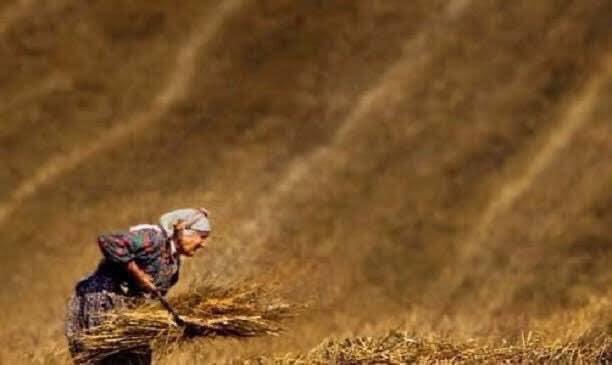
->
[126,261,158,293]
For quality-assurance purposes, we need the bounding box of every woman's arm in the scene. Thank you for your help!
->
[97,232,138,264]
[97,230,159,293]
[126,261,158,293]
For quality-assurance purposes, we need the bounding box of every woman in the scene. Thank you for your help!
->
[65,208,211,364]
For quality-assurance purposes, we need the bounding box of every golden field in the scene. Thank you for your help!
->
[0,0,611,363]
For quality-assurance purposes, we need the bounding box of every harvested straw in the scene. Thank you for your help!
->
[257,331,611,364]
[75,283,294,364]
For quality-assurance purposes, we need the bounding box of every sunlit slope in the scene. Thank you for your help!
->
[434,72,612,327]
[0,0,610,363]
[0,1,210,200]
[242,0,612,318]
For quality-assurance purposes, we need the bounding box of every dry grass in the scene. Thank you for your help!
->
[75,284,295,364]
[252,331,611,364]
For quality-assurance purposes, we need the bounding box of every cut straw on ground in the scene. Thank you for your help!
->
[251,330,611,364]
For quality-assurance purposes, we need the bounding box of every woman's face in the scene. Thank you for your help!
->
[177,231,209,257]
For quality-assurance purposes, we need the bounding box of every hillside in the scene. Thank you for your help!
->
[0,0,610,363]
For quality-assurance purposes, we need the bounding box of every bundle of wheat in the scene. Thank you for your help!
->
[75,284,294,364]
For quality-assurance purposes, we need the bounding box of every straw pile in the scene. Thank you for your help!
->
[75,283,294,364]
[257,331,611,364]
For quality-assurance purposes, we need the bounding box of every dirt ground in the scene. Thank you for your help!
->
[0,0,610,363]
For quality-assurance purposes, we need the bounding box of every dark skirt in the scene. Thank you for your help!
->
[65,269,151,364]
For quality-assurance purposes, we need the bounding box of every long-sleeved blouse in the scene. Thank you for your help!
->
[96,224,181,295]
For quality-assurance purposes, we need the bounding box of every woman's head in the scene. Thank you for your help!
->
[159,208,211,257]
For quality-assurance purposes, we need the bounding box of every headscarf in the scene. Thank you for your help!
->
[159,208,211,237]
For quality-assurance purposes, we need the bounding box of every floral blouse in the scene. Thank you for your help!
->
[96,225,180,295]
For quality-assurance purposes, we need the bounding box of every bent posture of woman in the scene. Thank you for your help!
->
[65,208,211,364]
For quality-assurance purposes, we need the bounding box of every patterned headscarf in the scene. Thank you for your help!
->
[159,208,211,237]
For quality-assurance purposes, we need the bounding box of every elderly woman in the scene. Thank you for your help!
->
[65,208,211,364]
